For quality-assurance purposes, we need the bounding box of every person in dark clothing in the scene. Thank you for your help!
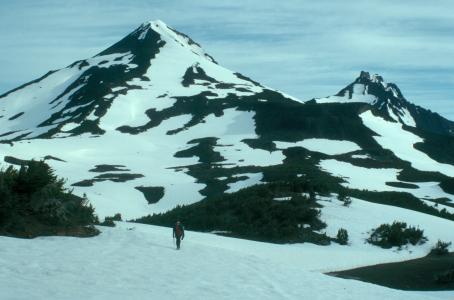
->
[173,221,185,250]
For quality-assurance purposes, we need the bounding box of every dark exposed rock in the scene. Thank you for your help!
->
[89,164,130,172]
[135,186,165,204]
[72,173,144,187]
[385,181,419,189]
[8,112,25,120]
[4,156,30,166]
[43,155,66,162]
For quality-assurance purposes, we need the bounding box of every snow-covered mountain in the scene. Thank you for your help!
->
[2,20,454,299]
[1,20,454,222]
[0,20,274,140]
[316,70,454,136]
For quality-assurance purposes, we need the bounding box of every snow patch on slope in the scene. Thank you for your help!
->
[399,107,417,127]
[215,111,284,168]
[227,173,263,193]
[149,20,214,63]
[0,109,286,219]
[275,138,361,155]
[319,194,454,270]
[360,110,454,177]
[315,83,377,104]
[319,159,453,201]
[0,67,84,136]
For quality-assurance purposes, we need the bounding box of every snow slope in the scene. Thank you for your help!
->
[0,20,296,219]
[0,221,451,300]
[0,109,286,219]
[319,159,454,201]
[275,138,361,155]
[360,110,454,177]
[318,194,454,269]
[315,83,377,104]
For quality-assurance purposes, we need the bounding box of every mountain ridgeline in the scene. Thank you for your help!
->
[1,20,454,243]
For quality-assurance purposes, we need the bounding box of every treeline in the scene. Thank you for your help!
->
[134,180,331,244]
[0,160,98,238]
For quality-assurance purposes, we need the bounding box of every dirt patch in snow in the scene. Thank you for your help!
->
[329,253,454,291]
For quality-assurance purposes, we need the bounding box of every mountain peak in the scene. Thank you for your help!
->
[351,71,405,102]
[0,19,266,142]
[147,19,167,27]
[327,70,406,104]
[136,19,175,40]
[95,20,216,65]
[314,71,417,123]
[132,20,217,64]
[315,70,454,133]
[358,70,371,80]
[355,71,385,85]
[314,70,424,128]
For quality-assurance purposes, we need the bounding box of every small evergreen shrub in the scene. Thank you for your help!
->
[337,192,352,207]
[430,240,452,256]
[109,213,122,221]
[100,213,122,227]
[342,197,352,207]
[100,219,115,227]
[337,191,347,202]
[337,228,349,245]
[367,221,427,249]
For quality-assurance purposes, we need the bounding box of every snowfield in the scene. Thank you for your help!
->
[275,138,361,155]
[226,172,263,193]
[319,159,454,201]
[318,195,454,270]
[1,220,452,300]
[0,109,286,219]
[360,110,454,177]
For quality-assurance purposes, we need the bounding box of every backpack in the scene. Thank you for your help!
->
[175,224,182,237]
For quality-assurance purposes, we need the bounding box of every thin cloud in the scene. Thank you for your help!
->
[0,0,453,120]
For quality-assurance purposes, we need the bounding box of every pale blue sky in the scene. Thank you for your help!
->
[1,0,453,120]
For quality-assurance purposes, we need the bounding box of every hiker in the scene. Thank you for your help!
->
[173,221,185,250]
